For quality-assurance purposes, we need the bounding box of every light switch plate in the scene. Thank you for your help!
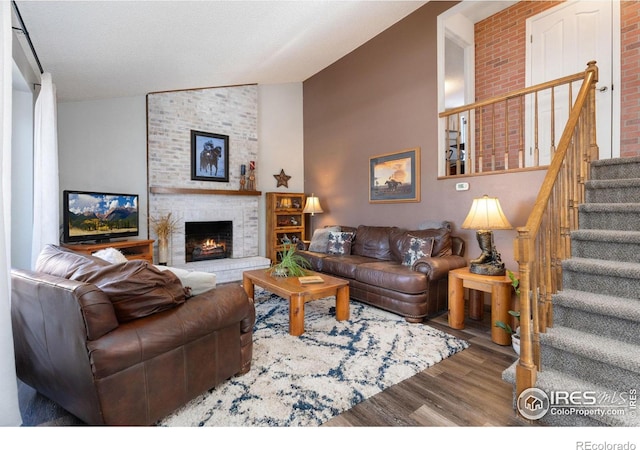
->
[455,182,469,191]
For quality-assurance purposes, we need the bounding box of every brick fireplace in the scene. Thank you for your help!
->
[148,191,269,283]
[185,220,232,262]
[146,85,270,282]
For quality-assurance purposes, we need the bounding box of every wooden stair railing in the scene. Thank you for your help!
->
[439,62,599,177]
[513,62,599,397]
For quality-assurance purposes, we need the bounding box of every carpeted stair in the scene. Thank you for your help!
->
[503,156,640,426]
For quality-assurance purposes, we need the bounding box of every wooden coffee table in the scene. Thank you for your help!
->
[242,269,350,336]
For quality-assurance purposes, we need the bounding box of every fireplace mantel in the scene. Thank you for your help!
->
[150,186,262,196]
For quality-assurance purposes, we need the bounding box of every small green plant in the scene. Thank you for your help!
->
[495,269,521,335]
[507,269,520,295]
[495,310,520,335]
[268,244,311,277]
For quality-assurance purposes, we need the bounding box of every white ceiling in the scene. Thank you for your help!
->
[12,0,431,102]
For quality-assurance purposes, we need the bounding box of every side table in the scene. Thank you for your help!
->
[448,266,516,345]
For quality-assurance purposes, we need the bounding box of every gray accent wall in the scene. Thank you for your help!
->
[57,96,149,240]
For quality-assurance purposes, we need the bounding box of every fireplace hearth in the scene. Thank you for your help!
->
[185,221,232,262]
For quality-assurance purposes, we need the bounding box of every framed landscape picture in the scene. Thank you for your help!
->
[369,147,420,203]
[191,130,229,182]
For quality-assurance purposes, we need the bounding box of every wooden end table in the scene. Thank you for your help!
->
[448,266,516,345]
[242,269,350,336]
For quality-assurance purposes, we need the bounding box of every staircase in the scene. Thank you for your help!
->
[504,156,640,427]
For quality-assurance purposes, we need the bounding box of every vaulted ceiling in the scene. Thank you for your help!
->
[12,1,429,102]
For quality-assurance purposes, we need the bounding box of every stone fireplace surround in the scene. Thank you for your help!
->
[146,85,270,283]
[149,191,269,283]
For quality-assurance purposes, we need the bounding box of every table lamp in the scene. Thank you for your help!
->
[303,193,324,240]
[461,194,512,276]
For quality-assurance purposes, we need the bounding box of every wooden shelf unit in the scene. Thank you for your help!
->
[266,192,306,263]
[62,239,154,263]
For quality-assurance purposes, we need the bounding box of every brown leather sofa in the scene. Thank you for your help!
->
[297,223,465,322]
[11,244,254,425]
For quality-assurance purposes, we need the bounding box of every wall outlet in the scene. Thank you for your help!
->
[455,182,469,191]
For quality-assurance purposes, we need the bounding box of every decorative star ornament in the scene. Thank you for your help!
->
[273,169,291,188]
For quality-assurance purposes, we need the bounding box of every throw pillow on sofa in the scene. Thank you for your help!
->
[154,265,216,296]
[35,244,186,323]
[327,231,355,255]
[66,260,186,322]
[36,244,111,278]
[401,235,435,266]
[308,226,341,252]
[92,247,129,264]
[89,246,216,297]
[389,227,453,262]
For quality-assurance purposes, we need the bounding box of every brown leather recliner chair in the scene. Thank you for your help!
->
[11,245,254,425]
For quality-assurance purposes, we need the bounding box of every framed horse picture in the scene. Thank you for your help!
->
[369,147,420,203]
[191,130,229,182]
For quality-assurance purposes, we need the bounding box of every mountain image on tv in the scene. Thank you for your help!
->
[67,193,138,237]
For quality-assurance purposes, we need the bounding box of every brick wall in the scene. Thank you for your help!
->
[475,0,640,159]
[147,85,260,265]
[621,1,640,157]
[475,1,561,100]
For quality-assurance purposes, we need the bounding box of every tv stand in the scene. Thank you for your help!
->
[62,239,154,263]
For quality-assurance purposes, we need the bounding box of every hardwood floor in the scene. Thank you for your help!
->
[323,305,534,427]
[18,296,533,427]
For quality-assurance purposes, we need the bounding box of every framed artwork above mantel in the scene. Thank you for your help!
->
[369,147,420,203]
[191,130,229,182]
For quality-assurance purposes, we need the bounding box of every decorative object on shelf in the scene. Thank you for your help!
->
[462,195,513,276]
[150,213,180,266]
[280,197,292,209]
[303,193,324,238]
[369,147,420,203]
[247,160,256,191]
[239,164,247,191]
[191,130,229,182]
[273,169,291,188]
[267,244,311,277]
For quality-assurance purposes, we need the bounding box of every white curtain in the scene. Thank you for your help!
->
[30,72,58,267]
[0,1,23,426]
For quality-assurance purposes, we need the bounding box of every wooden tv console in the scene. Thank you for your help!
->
[62,239,154,263]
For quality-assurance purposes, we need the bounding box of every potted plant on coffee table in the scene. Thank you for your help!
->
[268,244,311,277]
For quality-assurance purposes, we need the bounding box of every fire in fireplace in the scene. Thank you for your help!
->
[185,221,232,262]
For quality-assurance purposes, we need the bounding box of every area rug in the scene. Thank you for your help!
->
[158,289,469,427]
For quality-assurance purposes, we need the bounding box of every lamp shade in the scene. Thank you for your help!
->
[461,195,512,230]
[302,194,323,215]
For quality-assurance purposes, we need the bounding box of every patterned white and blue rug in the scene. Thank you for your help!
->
[158,289,469,427]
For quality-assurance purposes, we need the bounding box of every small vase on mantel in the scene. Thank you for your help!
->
[158,237,169,266]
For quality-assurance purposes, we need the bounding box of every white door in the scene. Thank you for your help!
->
[526,1,616,164]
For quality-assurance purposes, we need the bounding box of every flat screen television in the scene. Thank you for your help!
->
[63,190,139,243]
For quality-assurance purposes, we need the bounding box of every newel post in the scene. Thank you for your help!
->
[514,228,537,397]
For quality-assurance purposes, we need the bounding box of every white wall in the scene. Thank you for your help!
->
[11,58,34,270]
[11,87,33,270]
[56,83,305,257]
[57,96,149,238]
[258,83,304,255]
